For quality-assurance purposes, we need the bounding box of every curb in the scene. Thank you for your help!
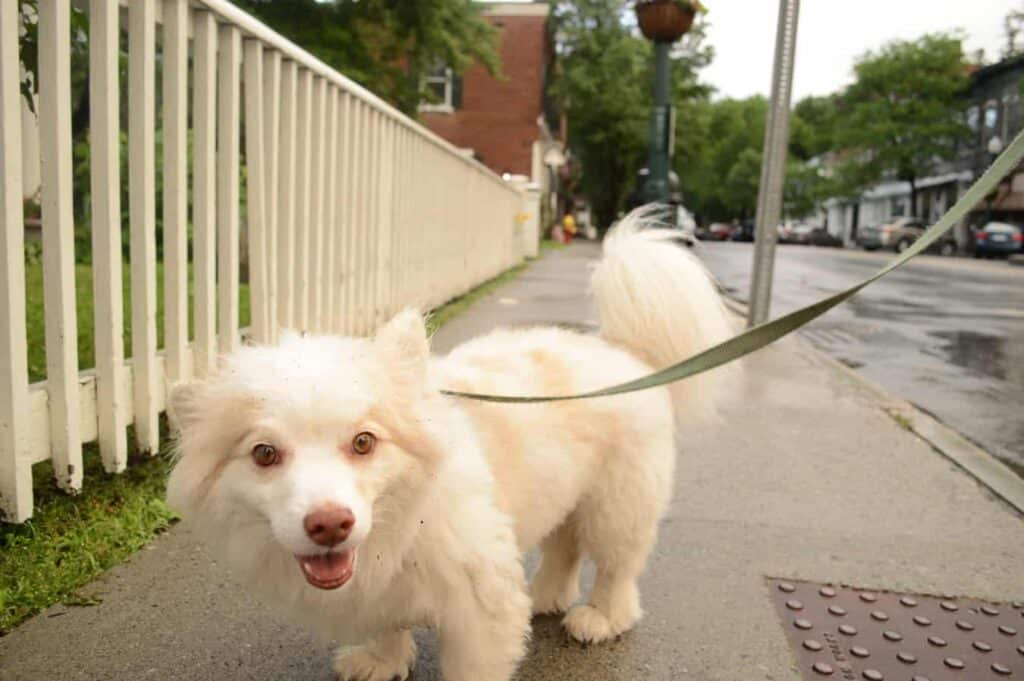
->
[720,296,1024,517]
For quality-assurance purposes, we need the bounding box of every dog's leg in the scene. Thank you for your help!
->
[530,518,582,615]
[333,629,417,681]
[562,559,646,644]
[438,605,530,681]
[438,558,531,681]
[563,452,669,644]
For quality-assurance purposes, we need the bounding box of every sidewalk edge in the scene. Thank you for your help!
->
[720,297,1024,516]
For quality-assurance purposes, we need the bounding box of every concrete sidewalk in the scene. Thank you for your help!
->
[2,243,1022,681]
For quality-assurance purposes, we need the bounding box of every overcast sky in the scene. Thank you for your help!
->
[701,0,1019,101]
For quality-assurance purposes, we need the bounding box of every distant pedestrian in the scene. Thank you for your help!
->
[562,212,577,244]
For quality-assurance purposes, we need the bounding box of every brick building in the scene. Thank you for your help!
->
[419,2,554,179]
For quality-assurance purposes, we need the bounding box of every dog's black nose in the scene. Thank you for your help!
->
[304,505,355,547]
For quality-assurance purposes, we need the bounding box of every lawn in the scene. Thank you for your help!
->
[24,261,251,383]
[0,248,551,635]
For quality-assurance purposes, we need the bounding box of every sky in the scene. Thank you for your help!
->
[700,0,1019,101]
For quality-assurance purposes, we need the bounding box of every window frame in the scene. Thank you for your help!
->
[419,65,455,114]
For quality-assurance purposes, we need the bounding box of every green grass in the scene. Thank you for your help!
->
[0,434,177,634]
[0,254,541,636]
[24,261,251,383]
[426,263,529,334]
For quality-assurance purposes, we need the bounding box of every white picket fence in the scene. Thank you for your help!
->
[0,0,529,522]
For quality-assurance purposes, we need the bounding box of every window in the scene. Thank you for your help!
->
[890,197,905,217]
[984,100,999,130]
[966,105,979,132]
[420,64,456,113]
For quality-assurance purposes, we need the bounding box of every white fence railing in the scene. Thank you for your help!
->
[0,0,529,522]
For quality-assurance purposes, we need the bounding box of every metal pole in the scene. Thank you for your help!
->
[642,41,672,206]
[748,0,800,327]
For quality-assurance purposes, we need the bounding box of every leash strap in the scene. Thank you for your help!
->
[442,129,1024,404]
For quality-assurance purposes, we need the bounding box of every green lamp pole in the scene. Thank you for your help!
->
[635,1,698,208]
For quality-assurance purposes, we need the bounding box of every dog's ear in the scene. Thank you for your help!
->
[374,309,429,374]
[167,380,207,431]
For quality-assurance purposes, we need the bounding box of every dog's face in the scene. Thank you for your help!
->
[167,311,443,592]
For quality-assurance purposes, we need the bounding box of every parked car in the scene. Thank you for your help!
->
[856,223,884,250]
[703,222,734,241]
[778,222,818,244]
[974,221,1023,257]
[730,220,755,242]
[807,227,844,248]
[857,217,957,255]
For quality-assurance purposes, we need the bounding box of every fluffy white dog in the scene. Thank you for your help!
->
[167,213,737,681]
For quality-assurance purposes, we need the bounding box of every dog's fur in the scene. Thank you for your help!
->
[167,212,737,681]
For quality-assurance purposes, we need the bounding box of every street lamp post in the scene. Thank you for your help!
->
[635,1,697,212]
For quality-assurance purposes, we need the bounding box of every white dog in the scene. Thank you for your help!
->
[167,213,737,681]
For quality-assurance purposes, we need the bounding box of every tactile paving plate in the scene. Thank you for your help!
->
[768,578,1023,680]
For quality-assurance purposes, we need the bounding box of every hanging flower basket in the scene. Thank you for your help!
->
[635,0,703,43]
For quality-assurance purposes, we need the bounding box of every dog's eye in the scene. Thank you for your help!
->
[352,432,376,456]
[251,443,280,467]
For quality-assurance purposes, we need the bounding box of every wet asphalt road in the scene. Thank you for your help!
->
[698,242,1024,474]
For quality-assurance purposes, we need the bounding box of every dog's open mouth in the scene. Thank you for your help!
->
[295,550,355,590]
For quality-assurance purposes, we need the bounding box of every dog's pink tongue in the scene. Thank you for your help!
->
[296,551,354,590]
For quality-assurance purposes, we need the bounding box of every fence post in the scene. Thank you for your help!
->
[89,0,127,472]
[323,87,339,332]
[309,77,326,332]
[262,51,282,343]
[39,0,83,488]
[244,39,268,343]
[294,69,313,331]
[129,0,160,453]
[163,0,190,383]
[192,11,218,377]
[0,0,32,521]
[217,25,241,353]
[277,60,297,331]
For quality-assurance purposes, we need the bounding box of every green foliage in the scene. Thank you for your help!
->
[790,94,839,161]
[678,96,765,222]
[16,1,90,117]
[22,261,252,383]
[678,33,970,224]
[835,33,971,207]
[0,445,178,635]
[232,0,500,114]
[550,0,712,229]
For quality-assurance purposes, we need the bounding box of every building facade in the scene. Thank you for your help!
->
[419,2,553,179]
[825,53,1024,248]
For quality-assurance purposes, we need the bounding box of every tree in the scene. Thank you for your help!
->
[677,96,766,222]
[233,0,500,114]
[1003,5,1024,59]
[790,94,839,161]
[549,0,712,229]
[835,33,970,214]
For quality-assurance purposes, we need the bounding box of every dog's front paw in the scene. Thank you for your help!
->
[562,604,616,644]
[333,636,416,681]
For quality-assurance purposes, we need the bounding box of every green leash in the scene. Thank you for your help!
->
[442,129,1024,404]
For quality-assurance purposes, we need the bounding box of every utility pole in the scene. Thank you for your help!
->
[748,0,800,327]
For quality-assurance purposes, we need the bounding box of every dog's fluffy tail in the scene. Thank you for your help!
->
[590,207,741,426]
